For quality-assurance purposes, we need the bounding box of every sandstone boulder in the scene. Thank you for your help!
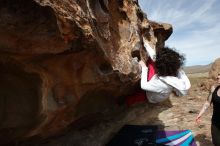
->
[209,58,220,79]
[0,0,172,144]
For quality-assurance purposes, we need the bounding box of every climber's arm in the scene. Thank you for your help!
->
[196,85,215,123]
[143,37,156,62]
[139,61,158,92]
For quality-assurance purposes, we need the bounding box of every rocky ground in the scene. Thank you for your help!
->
[18,75,213,146]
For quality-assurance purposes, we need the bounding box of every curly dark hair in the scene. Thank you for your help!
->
[155,47,185,77]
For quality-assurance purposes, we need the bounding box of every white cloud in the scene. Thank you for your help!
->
[139,0,220,66]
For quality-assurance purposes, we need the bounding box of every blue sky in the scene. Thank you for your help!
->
[139,0,220,66]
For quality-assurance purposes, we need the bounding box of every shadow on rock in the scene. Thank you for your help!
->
[16,96,172,146]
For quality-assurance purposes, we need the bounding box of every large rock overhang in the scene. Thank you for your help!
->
[0,0,172,144]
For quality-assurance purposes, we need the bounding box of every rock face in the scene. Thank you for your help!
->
[0,0,172,144]
[209,58,220,79]
[198,58,220,91]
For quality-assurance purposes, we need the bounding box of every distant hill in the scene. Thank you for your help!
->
[183,63,212,74]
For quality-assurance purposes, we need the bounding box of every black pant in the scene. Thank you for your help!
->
[211,124,220,146]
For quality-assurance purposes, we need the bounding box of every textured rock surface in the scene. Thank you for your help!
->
[0,0,172,144]
[209,58,220,79]
[198,58,220,91]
